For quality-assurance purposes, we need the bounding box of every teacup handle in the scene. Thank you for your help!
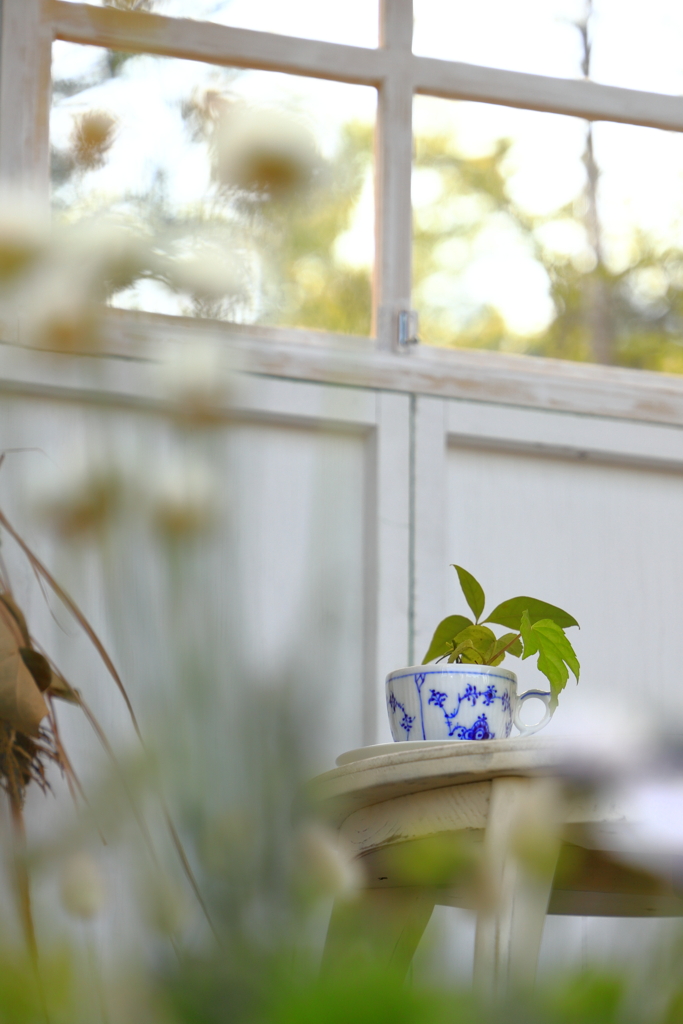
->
[513,689,553,736]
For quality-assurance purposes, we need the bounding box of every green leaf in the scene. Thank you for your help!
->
[447,639,482,664]
[452,625,497,660]
[501,632,523,658]
[486,596,579,632]
[453,566,486,622]
[484,632,522,666]
[534,621,580,682]
[458,648,484,665]
[422,614,473,664]
[519,609,538,659]
[519,613,580,709]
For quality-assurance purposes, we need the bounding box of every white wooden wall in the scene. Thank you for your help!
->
[4,310,683,975]
[0,350,412,772]
[4,343,683,763]
[414,394,683,740]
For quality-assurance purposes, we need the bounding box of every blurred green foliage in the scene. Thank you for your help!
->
[0,939,676,1024]
[158,955,683,1024]
[413,130,683,372]
[253,122,372,336]
[50,52,374,336]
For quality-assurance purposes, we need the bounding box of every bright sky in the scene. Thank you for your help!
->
[415,0,683,95]
[53,0,683,338]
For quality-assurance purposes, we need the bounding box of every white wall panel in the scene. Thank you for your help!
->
[412,394,448,663]
[410,395,683,738]
[0,374,405,782]
[366,391,412,743]
[6,355,679,971]
[228,418,367,767]
[444,442,683,735]
[406,395,683,975]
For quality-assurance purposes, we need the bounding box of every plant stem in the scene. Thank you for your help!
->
[484,632,522,665]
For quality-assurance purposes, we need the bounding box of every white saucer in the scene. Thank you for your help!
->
[335,740,456,766]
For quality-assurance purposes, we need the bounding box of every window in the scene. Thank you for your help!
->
[50,42,376,334]
[413,100,683,370]
[4,0,683,372]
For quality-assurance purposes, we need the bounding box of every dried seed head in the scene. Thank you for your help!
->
[70,111,117,171]
[182,87,235,142]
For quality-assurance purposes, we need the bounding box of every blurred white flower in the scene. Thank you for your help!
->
[146,457,219,538]
[57,219,156,301]
[615,778,683,858]
[31,456,123,538]
[297,822,362,899]
[166,248,242,302]
[19,277,99,353]
[13,219,156,352]
[211,106,321,202]
[60,853,107,920]
[552,695,655,779]
[159,338,232,419]
[0,193,48,284]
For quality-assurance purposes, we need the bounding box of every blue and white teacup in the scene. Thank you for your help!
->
[385,664,552,742]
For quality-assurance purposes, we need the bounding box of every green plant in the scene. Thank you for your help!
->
[423,566,580,708]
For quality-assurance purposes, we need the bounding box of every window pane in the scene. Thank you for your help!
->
[413,96,683,373]
[414,0,683,97]
[413,0,584,79]
[51,42,376,336]
[58,0,379,48]
[591,0,683,95]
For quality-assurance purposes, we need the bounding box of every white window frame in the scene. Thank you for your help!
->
[4,0,683,427]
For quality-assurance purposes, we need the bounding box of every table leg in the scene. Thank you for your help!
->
[321,887,436,978]
[473,776,561,997]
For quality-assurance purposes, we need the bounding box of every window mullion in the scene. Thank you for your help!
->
[375,0,414,350]
[0,0,52,198]
[414,57,683,133]
[50,1,387,85]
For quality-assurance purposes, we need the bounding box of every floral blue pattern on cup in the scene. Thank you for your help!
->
[385,665,552,741]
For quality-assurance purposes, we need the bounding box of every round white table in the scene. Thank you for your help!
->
[310,738,683,994]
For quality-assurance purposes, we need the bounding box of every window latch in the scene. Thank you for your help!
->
[397,310,419,348]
